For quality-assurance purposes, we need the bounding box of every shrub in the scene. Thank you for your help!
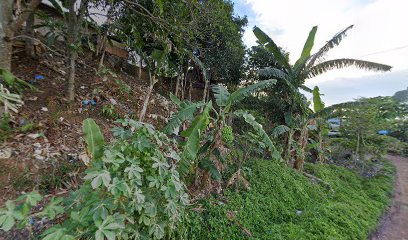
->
[0,119,189,239]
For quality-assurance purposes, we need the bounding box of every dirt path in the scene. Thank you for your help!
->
[370,155,408,240]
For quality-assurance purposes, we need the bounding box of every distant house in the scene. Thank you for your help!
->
[23,1,129,61]
[328,118,341,136]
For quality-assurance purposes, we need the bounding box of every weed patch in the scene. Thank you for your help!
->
[177,160,394,239]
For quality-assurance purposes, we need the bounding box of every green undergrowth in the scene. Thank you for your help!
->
[176,160,395,239]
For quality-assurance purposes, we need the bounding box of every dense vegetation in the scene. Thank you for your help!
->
[176,160,395,239]
[0,0,407,239]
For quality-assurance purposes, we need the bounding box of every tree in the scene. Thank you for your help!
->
[253,25,392,121]
[66,0,89,101]
[0,0,41,70]
[194,0,247,87]
[252,25,392,170]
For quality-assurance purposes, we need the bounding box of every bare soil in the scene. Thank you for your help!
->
[370,155,408,240]
[0,51,178,206]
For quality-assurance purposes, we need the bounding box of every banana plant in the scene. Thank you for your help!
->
[253,25,392,120]
[165,79,280,189]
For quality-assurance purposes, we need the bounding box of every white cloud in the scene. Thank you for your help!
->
[241,0,408,103]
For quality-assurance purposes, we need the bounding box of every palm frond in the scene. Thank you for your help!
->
[212,85,230,107]
[191,55,208,82]
[179,102,212,178]
[312,86,325,112]
[258,67,288,80]
[307,25,354,68]
[271,125,290,138]
[315,101,367,118]
[234,110,281,160]
[299,85,313,93]
[253,26,291,72]
[294,26,317,70]
[224,79,276,113]
[307,58,392,78]
[163,94,206,135]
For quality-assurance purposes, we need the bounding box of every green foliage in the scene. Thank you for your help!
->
[336,96,407,159]
[312,86,325,112]
[221,125,234,144]
[82,118,105,161]
[271,125,290,138]
[102,104,119,120]
[0,68,37,93]
[1,119,188,239]
[252,25,391,126]
[166,80,278,183]
[235,110,281,160]
[115,79,131,94]
[0,84,24,117]
[163,95,206,135]
[0,113,12,141]
[176,159,394,239]
[0,191,47,231]
[178,102,212,177]
[224,79,276,113]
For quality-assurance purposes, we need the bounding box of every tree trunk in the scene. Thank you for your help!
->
[66,0,88,102]
[202,77,208,103]
[175,73,180,98]
[138,57,143,80]
[355,132,360,162]
[66,0,77,101]
[25,11,35,58]
[181,70,185,100]
[98,48,106,70]
[189,75,192,101]
[294,128,308,171]
[0,0,14,71]
[139,72,158,122]
[318,130,324,163]
[67,50,77,101]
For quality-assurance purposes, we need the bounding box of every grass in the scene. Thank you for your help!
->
[176,160,395,239]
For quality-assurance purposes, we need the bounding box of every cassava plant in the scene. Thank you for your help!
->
[0,118,188,239]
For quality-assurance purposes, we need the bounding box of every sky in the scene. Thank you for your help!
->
[233,0,408,105]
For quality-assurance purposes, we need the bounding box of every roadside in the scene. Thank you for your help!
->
[371,155,408,240]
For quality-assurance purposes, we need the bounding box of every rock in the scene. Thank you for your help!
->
[28,96,38,101]
[33,143,41,148]
[27,133,41,139]
[109,98,117,105]
[79,152,90,165]
[0,148,12,159]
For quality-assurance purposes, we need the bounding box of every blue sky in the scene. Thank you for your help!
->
[232,0,408,105]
